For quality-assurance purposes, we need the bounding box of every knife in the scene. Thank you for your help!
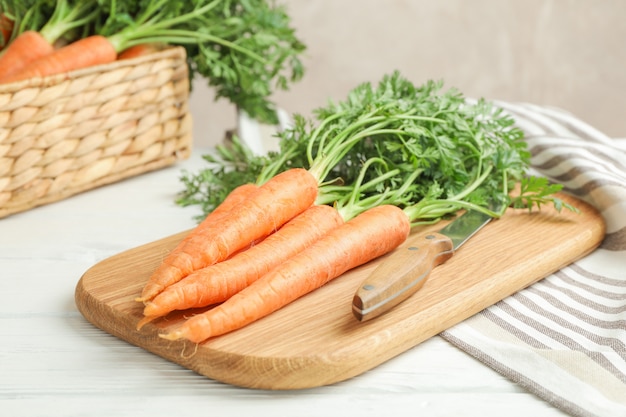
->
[352,208,496,321]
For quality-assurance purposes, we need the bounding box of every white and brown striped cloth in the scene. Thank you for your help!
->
[241,102,625,416]
[441,102,626,417]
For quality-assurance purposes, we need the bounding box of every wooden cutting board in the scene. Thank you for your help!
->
[75,193,605,390]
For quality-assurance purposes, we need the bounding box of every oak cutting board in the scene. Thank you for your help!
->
[75,193,605,390]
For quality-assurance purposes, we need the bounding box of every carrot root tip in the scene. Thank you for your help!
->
[136,316,155,331]
[159,331,183,341]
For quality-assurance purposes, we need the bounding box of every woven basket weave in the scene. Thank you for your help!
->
[0,46,192,219]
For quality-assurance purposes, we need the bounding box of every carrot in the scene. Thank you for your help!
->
[0,0,100,80]
[137,183,259,303]
[139,86,421,305]
[160,204,411,343]
[117,43,166,60]
[138,204,344,327]
[138,168,318,302]
[0,35,117,83]
[0,0,276,84]
[0,30,55,79]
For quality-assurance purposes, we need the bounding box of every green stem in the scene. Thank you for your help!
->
[390,114,448,124]
[308,122,402,182]
[305,111,348,166]
[343,157,389,209]
[316,167,403,206]
[39,0,99,43]
[448,163,493,202]
[145,0,223,31]
[108,27,267,60]
[255,140,302,184]
[335,162,423,221]
[103,0,266,61]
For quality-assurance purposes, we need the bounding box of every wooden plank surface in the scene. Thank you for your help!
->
[74,193,605,390]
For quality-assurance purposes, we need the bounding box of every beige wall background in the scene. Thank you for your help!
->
[189,0,626,148]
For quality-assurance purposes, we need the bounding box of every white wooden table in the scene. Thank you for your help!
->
[0,148,570,417]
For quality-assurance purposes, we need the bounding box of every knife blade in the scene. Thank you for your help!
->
[352,208,495,322]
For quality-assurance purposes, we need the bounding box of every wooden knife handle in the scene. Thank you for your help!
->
[352,232,454,322]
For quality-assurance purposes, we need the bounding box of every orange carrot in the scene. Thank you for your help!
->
[0,31,55,80]
[139,204,344,327]
[0,35,117,84]
[160,204,411,343]
[117,43,165,60]
[138,168,319,302]
[0,0,100,78]
[138,183,259,303]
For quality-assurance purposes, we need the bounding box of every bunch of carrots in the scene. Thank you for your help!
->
[139,132,423,343]
[0,0,305,123]
[136,72,576,344]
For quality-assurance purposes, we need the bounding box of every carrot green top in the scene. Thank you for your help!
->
[0,0,305,124]
[178,71,577,224]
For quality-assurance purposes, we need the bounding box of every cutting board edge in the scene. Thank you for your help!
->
[74,275,369,389]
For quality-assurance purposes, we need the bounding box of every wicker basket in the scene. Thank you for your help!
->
[0,46,192,219]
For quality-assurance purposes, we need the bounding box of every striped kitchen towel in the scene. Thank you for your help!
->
[441,102,626,417]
